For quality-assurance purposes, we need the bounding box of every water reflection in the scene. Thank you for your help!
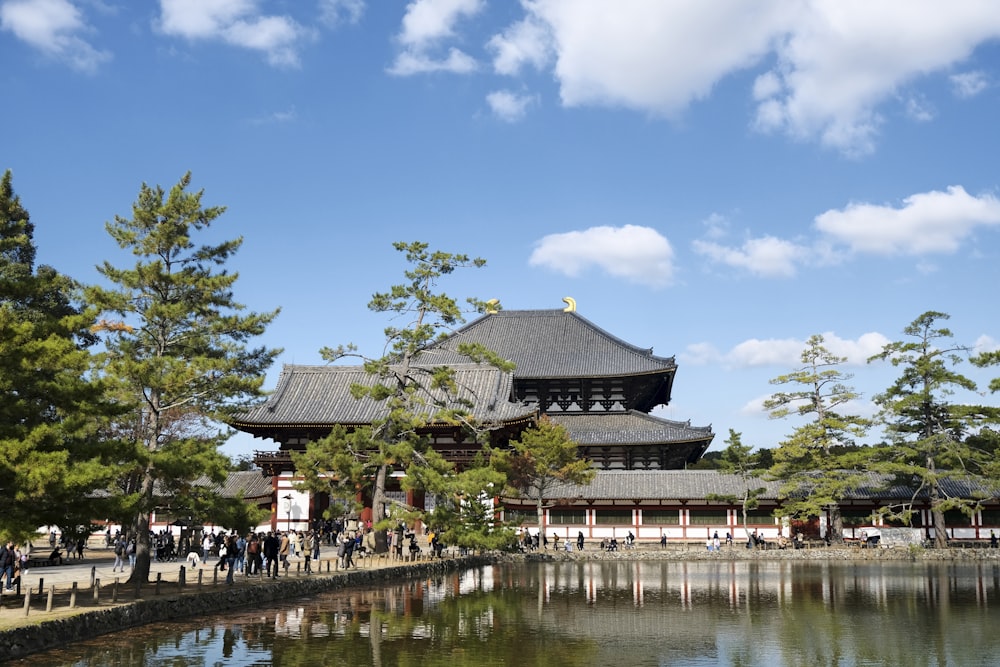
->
[30,561,1000,666]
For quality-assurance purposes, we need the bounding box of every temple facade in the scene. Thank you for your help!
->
[231,302,715,534]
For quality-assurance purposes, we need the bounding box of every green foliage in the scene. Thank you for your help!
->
[0,170,123,541]
[296,241,509,550]
[85,172,280,579]
[707,430,766,541]
[426,461,517,551]
[491,415,595,539]
[867,311,997,547]
[765,334,871,540]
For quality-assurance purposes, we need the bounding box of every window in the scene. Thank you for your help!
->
[595,509,633,525]
[688,510,727,525]
[642,510,680,525]
[504,509,535,526]
[745,509,775,525]
[943,509,969,526]
[549,510,586,525]
[840,509,873,526]
[980,510,1000,526]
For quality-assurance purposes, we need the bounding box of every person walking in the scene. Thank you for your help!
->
[112,537,126,573]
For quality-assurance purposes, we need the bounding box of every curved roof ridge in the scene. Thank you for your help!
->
[428,308,677,378]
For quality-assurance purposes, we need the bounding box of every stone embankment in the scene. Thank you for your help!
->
[527,543,1000,562]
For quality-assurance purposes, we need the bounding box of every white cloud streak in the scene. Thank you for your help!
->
[529,224,675,288]
[690,331,891,370]
[157,0,312,67]
[692,236,810,278]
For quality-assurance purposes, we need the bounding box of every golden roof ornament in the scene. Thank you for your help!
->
[562,296,576,312]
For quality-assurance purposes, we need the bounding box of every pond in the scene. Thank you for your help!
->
[26,559,1000,666]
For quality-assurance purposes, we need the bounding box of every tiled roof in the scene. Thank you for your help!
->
[232,363,535,428]
[211,471,274,501]
[541,470,784,501]
[549,411,713,446]
[422,309,676,379]
[535,470,999,503]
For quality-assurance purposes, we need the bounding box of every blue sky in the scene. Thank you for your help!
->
[3,0,1000,459]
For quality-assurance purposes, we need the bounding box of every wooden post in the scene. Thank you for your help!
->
[46,586,54,612]
[112,577,119,602]
[69,582,77,609]
[212,568,218,586]
[22,589,31,616]
[93,578,100,604]
[90,566,96,589]
[155,573,162,595]
[197,569,203,590]
[37,578,44,596]
[179,566,186,588]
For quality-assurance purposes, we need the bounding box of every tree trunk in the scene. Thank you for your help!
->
[371,464,389,553]
[536,494,545,548]
[929,459,948,548]
[128,468,156,585]
[828,505,844,543]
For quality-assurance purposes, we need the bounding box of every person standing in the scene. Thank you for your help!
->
[263,532,280,578]
[303,531,313,574]
[279,531,291,575]
[0,542,15,591]
[343,533,356,569]
[577,531,585,551]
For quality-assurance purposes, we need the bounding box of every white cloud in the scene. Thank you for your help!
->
[157,0,311,67]
[319,0,364,28]
[247,106,297,125]
[520,0,791,117]
[529,224,675,288]
[692,235,809,278]
[750,1,1000,155]
[487,16,550,76]
[388,46,477,75]
[723,331,890,369]
[974,334,1000,355]
[486,89,535,121]
[951,70,989,98]
[389,0,482,75]
[0,0,111,72]
[814,186,1000,256]
[492,1,1000,155]
[679,342,722,367]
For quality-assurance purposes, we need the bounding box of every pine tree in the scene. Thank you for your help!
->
[868,311,996,548]
[85,173,279,582]
[707,430,766,545]
[293,241,512,553]
[764,334,870,541]
[491,415,595,544]
[0,169,121,539]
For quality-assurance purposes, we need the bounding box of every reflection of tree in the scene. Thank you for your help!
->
[33,562,1000,666]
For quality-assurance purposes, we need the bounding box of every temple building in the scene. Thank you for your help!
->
[231,301,715,536]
